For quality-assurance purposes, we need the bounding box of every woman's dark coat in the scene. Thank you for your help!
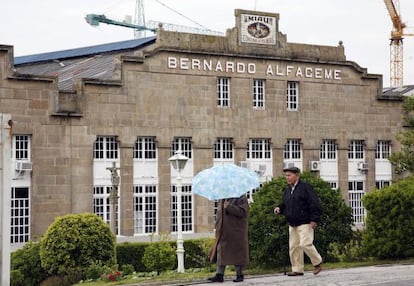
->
[209,195,249,266]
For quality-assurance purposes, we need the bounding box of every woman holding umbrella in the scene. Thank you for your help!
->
[208,194,249,283]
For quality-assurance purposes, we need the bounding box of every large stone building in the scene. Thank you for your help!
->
[0,9,405,248]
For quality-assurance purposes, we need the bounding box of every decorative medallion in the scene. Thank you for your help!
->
[241,13,276,45]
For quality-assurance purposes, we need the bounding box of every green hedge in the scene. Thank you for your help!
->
[116,237,214,272]
[362,176,414,259]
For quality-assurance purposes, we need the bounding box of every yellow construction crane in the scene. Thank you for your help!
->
[383,0,414,87]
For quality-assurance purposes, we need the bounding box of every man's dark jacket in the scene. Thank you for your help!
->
[278,180,322,227]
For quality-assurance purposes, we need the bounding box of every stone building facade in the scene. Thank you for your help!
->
[0,9,404,247]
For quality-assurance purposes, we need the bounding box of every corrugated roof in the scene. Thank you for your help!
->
[13,36,156,90]
[382,85,414,97]
[14,36,156,65]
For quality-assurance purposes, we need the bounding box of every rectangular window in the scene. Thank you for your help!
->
[287,81,298,110]
[214,138,233,160]
[93,186,119,234]
[284,139,301,159]
[376,140,391,159]
[376,180,391,189]
[134,185,157,234]
[348,140,365,159]
[348,181,365,224]
[172,137,192,159]
[247,139,271,159]
[253,79,265,109]
[320,139,337,160]
[171,185,193,232]
[94,136,118,159]
[134,137,157,159]
[13,135,30,160]
[217,78,230,107]
[10,187,30,244]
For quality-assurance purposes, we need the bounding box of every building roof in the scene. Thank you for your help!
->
[13,37,156,90]
[382,85,414,97]
[12,35,414,97]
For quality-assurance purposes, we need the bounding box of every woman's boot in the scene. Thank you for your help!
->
[208,273,224,282]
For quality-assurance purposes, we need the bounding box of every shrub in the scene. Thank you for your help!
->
[117,242,148,271]
[248,172,353,268]
[85,261,111,280]
[121,264,135,276]
[184,238,215,268]
[39,213,116,279]
[11,240,48,286]
[362,176,414,259]
[142,234,176,274]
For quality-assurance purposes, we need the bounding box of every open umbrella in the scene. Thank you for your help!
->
[192,163,260,200]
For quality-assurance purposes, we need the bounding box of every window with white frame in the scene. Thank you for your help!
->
[287,81,299,110]
[375,180,391,189]
[11,187,30,243]
[214,138,233,160]
[217,77,230,107]
[134,137,157,159]
[247,139,271,159]
[328,181,338,190]
[284,139,302,159]
[93,136,118,159]
[172,137,192,158]
[13,135,31,160]
[348,140,365,159]
[134,185,157,234]
[253,79,265,109]
[320,139,337,160]
[348,181,365,224]
[170,185,193,232]
[93,186,119,234]
[376,140,391,159]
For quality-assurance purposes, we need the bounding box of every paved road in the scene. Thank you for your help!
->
[168,264,414,286]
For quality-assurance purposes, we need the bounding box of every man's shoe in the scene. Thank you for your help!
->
[208,273,224,282]
[233,275,244,282]
[313,263,322,275]
[287,272,304,276]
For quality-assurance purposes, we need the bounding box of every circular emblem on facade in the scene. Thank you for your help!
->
[247,22,270,38]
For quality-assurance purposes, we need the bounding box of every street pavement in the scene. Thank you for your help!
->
[163,263,414,286]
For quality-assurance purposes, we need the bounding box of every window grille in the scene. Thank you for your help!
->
[170,185,193,232]
[284,139,301,159]
[214,138,233,159]
[247,139,271,159]
[287,81,298,110]
[11,187,30,244]
[320,139,337,160]
[217,78,230,107]
[348,181,365,224]
[253,79,265,109]
[134,185,157,234]
[134,137,157,159]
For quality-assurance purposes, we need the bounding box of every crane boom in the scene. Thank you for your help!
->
[85,14,157,33]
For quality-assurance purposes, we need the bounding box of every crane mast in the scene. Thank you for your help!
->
[384,0,405,87]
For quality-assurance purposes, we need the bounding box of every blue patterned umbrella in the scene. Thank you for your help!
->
[192,163,260,200]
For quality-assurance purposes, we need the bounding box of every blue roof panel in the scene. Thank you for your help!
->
[14,36,156,65]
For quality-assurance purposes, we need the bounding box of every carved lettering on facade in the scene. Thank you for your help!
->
[167,57,342,80]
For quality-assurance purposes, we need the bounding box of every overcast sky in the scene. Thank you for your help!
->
[1,0,414,87]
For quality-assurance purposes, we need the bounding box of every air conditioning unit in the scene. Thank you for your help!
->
[358,162,369,171]
[309,161,321,171]
[239,161,248,168]
[255,164,267,176]
[283,162,295,169]
[15,161,33,171]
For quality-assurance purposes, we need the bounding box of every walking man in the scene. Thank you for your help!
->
[274,166,323,276]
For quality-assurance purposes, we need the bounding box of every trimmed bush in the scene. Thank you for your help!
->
[142,234,176,274]
[362,176,414,259]
[117,242,148,271]
[11,240,47,286]
[249,172,353,268]
[39,213,115,279]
